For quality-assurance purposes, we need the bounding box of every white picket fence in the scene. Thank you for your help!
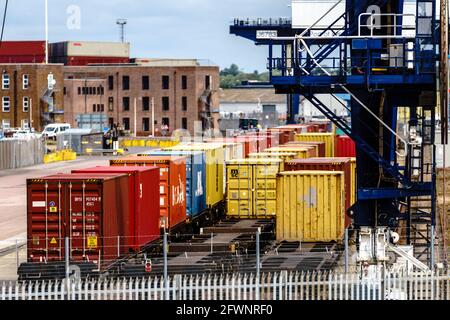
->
[1,270,449,300]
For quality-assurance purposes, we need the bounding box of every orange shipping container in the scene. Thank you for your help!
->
[110,156,186,230]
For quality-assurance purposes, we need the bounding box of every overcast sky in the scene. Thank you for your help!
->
[2,0,291,72]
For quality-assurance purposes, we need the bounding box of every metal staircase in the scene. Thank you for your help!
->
[406,108,436,263]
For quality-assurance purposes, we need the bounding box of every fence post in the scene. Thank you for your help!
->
[65,237,70,300]
[344,228,349,273]
[430,225,435,269]
[163,231,169,300]
[256,230,261,300]
[211,233,213,254]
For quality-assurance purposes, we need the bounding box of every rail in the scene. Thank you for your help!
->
[1,270,448,300]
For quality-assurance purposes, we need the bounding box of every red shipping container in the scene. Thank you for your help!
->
[0,41,46,63]
[284,158,353,227]
[71,166,160,250]
[268,128,296,145]
[110,156,186,230]
[283,141,326,157]
[336,135,356,157]
[246,131,280,149]
[27,173,130,265]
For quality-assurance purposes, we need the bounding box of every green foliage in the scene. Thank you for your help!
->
[220,64,270,88]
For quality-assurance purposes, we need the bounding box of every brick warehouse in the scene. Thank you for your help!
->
[63,60,220,135]
[0,64,64,131]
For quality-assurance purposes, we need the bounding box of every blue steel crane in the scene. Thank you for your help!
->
[230,0,448,267]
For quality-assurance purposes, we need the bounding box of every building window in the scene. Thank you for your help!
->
[123,97,130,111]
[93,104,97,112]
[101,104,104,112]
[108,76,114,90]
[162,75,170,90]
[2,96,10,112]
[162,96,169,111]
[162,117,170,127]
[93,87,97,95]
[63,87,67,95]
[2,119,10,129]
[205,75,211,90]
[182,96,187,111]
[182,117,188,130]
[142,76,150,90]
[181,75,187,90]
[123,117,130,130]
[108,97,114,111]
[23,74,29,90]
[122,75,130,90]
[78,87,81,95]
[99,86,104,95]
[142,97,150,111]
[142,118,150,132]
[23,97,30,112]
[2,74,10,90]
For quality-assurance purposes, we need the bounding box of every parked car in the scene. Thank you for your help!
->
[41,123,71,140]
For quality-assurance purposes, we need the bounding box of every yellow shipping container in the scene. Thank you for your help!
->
[248,152,298,162]
[265,147,317,158]
[276,171,346,242]
[165,143,225,207]
[295,133,335,157]
[227,158,283,219]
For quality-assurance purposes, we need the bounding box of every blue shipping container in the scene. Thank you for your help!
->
[142,150,207,218]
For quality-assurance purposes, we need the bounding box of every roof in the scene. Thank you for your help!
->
[219,88,286,104]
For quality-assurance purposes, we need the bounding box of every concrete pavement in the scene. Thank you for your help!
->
[0,156,111,242]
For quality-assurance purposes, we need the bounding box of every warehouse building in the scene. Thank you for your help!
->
[63,59,220,135]
[0,63,64,131]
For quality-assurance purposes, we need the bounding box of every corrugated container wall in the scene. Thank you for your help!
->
[266,146,317,159]
[27,174,131,265]
[268,128,296,145]
[164,144,224,207]
[284,158,353,227]
[141,150,207,218]
[335,135,356,157]
[50,41,130,57]
[295,133,335,157]
[110,156,186,230]
[227,159,283,219]
[248,152,298,162]
[0,41,46,63]
[283,141,326,158]
[276,171,346,242]
[71,166,161,248]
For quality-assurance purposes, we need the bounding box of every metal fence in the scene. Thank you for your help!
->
[0,138,44,170]
[1,270,448,300]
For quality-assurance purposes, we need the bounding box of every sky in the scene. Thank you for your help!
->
[2,0,291,72]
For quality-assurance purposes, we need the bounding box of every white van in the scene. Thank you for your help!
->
[42,123,71,140]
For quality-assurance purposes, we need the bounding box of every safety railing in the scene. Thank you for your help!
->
[1,270,448,300]
[232,18,291,27]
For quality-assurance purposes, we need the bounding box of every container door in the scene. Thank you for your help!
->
[254,164,279,218]
[158,165,170,229]
[28,181,65,262]
[227,164,253,218]
[67,182,102,263]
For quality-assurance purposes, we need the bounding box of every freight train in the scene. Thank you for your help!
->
[18,123,357,280]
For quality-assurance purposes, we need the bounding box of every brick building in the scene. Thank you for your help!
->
[63,60,220,135]
[0,64,64,131]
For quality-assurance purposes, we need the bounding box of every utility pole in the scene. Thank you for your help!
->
[116,19,127,43]
[45,0,48,64]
